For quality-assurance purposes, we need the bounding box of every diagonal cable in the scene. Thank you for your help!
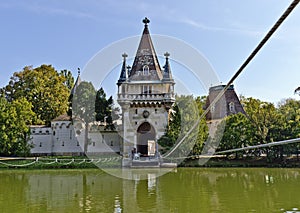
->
[163,0,300,158]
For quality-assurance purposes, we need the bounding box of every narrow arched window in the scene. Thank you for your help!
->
[143,65,149,75]
[229,102,235,113]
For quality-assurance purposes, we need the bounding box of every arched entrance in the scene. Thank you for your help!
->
[137,122,156,156]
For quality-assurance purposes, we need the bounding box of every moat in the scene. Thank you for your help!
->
[0,168,300,212]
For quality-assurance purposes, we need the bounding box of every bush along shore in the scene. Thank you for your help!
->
[181,155,300,168]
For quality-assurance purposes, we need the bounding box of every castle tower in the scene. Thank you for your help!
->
[204,84,245,136]
[117,18,175,161]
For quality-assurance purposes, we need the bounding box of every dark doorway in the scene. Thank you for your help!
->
[137,122,155,156]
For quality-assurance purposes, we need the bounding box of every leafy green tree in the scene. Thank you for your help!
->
[72,81,96,154]
[190,96,209,155]
[216,113,254,159]
[2,65,72,126]
[60,69,74,90]
[242,97,282,160]
[277,98,300,140]
[158,103,181,152]
[276,99,300,158]
[0,97,35,156]
[158,95,208,157]
[242,98,279,144]
[95,88,116,130]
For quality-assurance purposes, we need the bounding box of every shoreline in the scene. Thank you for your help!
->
[0,156,300,169]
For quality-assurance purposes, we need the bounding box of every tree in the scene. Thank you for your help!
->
[60,69,74,90]
[277,98,300,140]
[242,97,282,160]
[276,99,300,158]
[72,81,96,154]
[216,113,254,159]
[242,98,279,145]
[158,95,208,157]
[95,88,116,130]
[0,97,35,156]
[190,96,209,155]
[2,65,72,126]
[158,103,181,152]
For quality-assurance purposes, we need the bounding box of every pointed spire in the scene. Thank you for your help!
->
[117,53,128,85]
[163,52,174,82]
[71,68,82,95]
[129,17,163,80]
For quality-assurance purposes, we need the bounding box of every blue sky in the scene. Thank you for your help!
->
[1,0,300,103]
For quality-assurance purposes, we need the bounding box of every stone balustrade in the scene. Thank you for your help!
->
[117,93,175,102]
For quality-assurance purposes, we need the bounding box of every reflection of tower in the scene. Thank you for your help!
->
[121,172,158,212]
[204,85,246,136]
[117,18,175,165]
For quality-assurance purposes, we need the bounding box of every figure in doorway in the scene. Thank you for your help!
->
[132,147,140,160]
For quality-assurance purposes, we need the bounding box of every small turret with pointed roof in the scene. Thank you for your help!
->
[117,53,128,85]
[129,17,163,81]
[71,68,82,95]
[162,52,174,82]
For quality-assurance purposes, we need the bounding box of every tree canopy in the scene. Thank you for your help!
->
[0,97,35,156]
[158,95,208,157]
[215,97,300,160]
[95,87,116,130]
[2,65,72,126]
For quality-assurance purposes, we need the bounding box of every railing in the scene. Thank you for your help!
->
[117,93,175,101]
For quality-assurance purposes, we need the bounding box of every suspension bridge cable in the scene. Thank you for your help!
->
[215,137,300,155]
[163,0,300,158]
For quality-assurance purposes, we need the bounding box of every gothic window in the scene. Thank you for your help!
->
[155,109,157,113]
[229,102,235,113]
[62,141,64,146]
[93,142,95,146]
[143,65,149,75]
[39,142,42,147]
[70,130,72,139]
[135,109,138,114]
[148,85,152,94]
[141,85,152,94]
[111,141,114,146]
[53,131,56,136]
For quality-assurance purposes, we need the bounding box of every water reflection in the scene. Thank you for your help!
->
[0,168,300,212]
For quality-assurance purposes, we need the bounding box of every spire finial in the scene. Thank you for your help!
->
[164,52,170,59]
[77,67,80,76]
[143,17,150,26]
[122,52,128,60]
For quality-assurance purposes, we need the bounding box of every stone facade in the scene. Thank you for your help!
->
[117,18,175,159]
[29,116,121,156]
[204,84,246,137]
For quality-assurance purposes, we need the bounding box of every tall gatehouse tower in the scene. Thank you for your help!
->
[117,18,175,163]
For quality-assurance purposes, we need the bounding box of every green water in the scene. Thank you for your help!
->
[0,168,300,213]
